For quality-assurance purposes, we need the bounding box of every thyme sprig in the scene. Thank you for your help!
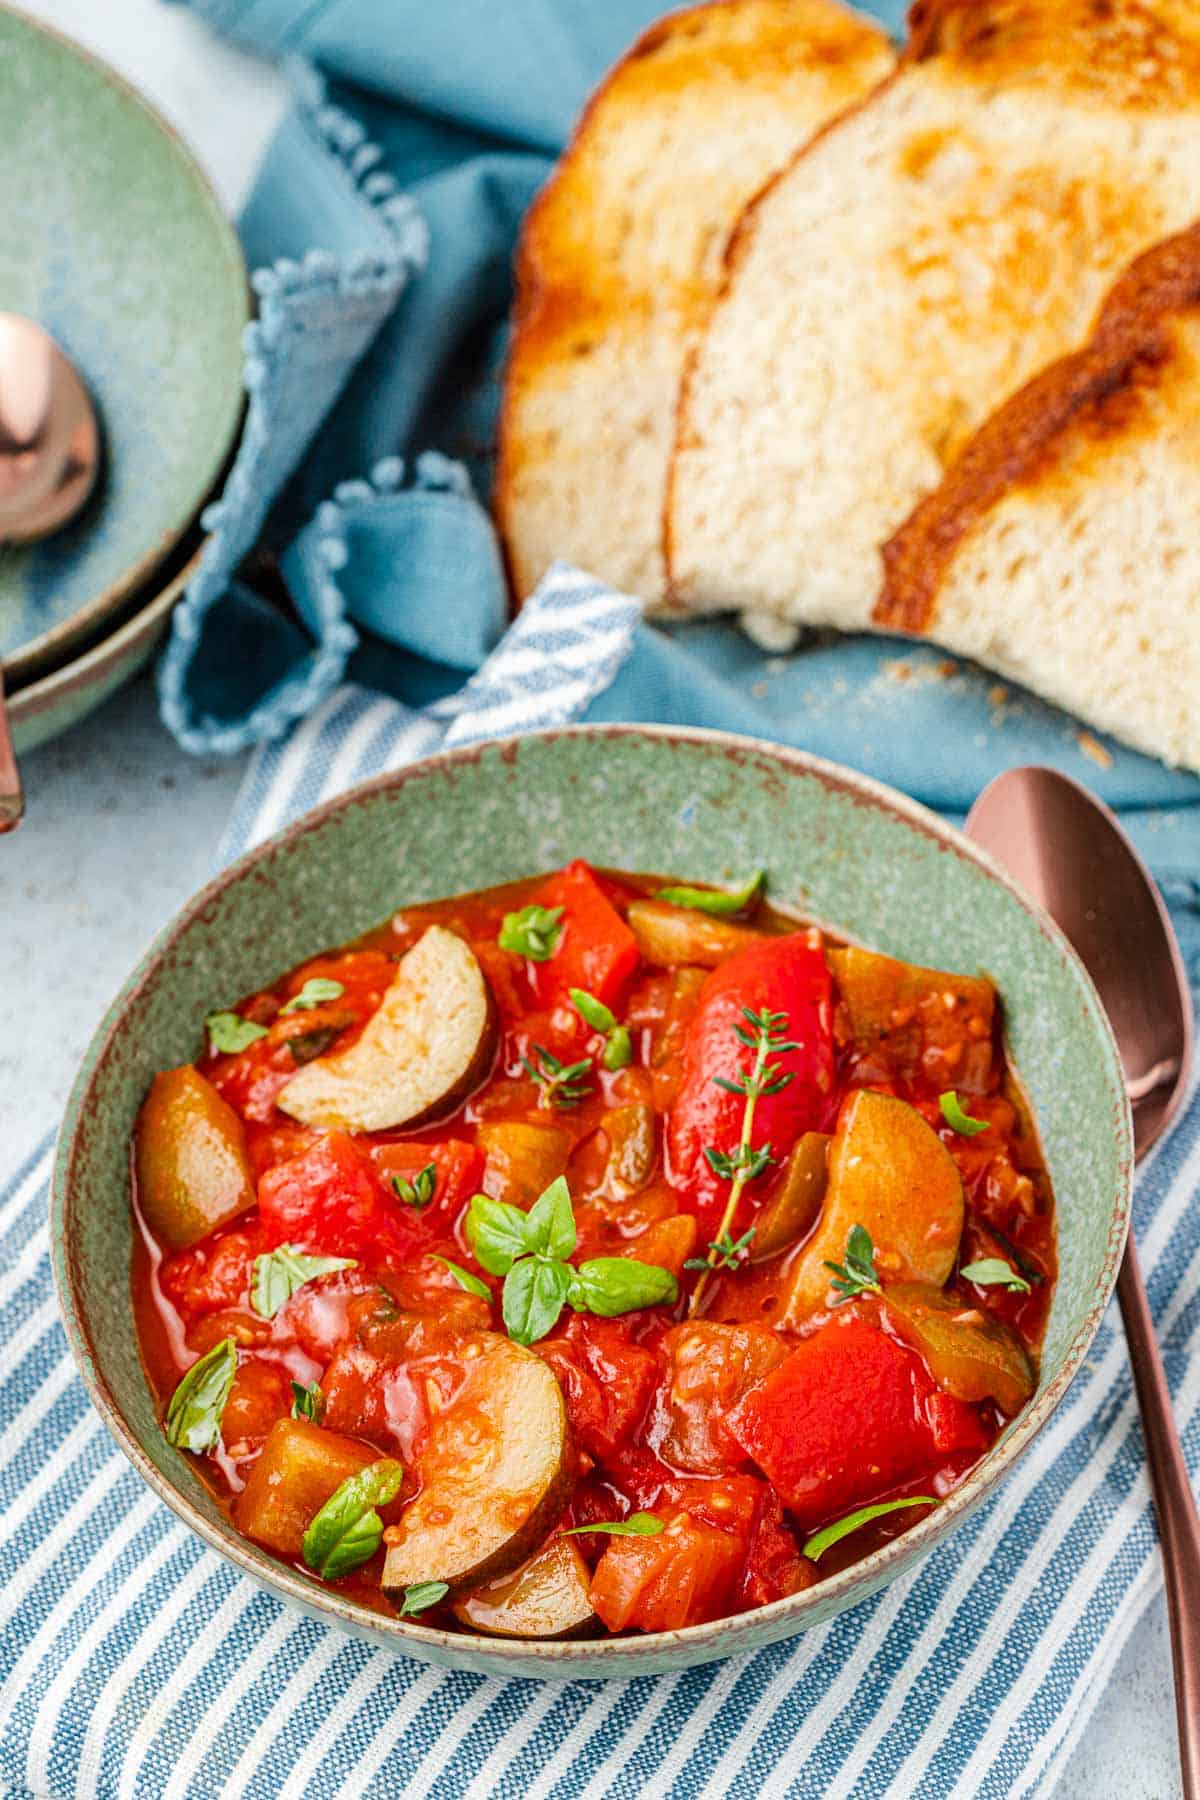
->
[684,1226,756,1273]
[522,1043,594,1110]
[688,1007,794,1316]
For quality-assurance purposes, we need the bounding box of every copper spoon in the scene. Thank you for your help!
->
[0,313,101,832]
[966,765,1198,1796]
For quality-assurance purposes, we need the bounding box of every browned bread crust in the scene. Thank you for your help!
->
[496,0,894,604]
[876,220,1200,634]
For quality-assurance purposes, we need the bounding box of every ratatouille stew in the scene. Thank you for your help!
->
[132,861,1054,1638]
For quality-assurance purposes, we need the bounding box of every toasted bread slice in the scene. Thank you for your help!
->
[876,224,1200,770]
[667,0,1200,637]
[496,0,894,604]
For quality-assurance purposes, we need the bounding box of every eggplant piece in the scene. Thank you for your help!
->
[627,899,764,969]
[599,1103,658,1194]
[233,1417,397,1558]
[829,946,996,1093]
[452,1537,600,1639]
[279,926,497,1133]
[781,1089,964,1325]
[134,1066,256,1250]
[750,1132,830,1261]
[884,1282,1035,1415]
[381,1334,571,1599]
[478,1120,572,1210]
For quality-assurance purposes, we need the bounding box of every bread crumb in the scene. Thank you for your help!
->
[988,684,1009,705]
[936,660,959,679]
[1077,730,1114,769]
[884,658,913,683]
[752,681,768,698]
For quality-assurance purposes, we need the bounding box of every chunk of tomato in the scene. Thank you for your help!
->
[666,934,835,1232]
[160,1218,267,1321]
[367,1138,485,1232]
[257,1131,424,1261]
[589,1511,745,1633]
[726,1315,985,1530]
[524,860,640,1009]
[535,1314,660,1463]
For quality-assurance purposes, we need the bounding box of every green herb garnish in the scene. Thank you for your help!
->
[824,1223,882,1303]
[392,1163,437,1208]
[569,988,617,1033]
[688,1006,795,1315]
[280,977,345,1014]
[960,1257,1031,1294]
[939,1091,988,1136]
[569,988,634,1075]
[654,870,764,917]
[290,1380,325,1423]
[562,1513,664,1539]
[431,1255,492,1301]
[522,1044,594,1110]
[499,904,564,962]
[251,1245,357,1320]
[464,1177,677,1346]
[684,1227,756,1273]
[803,1496,938,1563]
[204,1011,268,1055]
[302,1461,404,1581]
[398,1580,450,1617]
[164,1338,237,1452]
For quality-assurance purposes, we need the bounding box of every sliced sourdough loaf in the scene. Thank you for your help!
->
[666,0,1200,639]
[876,224,1200,771]
[495,0,894,605]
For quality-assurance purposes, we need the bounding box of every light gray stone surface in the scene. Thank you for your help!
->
[7,3,1183,1793]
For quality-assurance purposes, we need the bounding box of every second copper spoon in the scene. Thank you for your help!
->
[967,765,1198,1798]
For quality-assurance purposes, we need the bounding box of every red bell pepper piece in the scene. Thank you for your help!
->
[666,933,835,1232]
[525,860,640,1009]
[727,1315,986,1530]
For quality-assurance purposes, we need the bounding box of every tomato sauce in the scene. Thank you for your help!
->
[130,863,1056,1636]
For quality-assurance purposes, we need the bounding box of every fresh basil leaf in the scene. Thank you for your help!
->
[803,1496,938,1563]
[502,1256,572,1346]
[392,1163,437,1208]
[465,1193,535,1275]
[602,1026,633,1072]
[205,1011,268,1055]
[431,1255,492,1301]
[280,977,346,1014]
[525,1175,576,1262]
[569,988,616,1033]
[251,1245,357,1320]
[960,1257,1031,1294]
[302,1460,404,1580]
[399,1580,450,1617]
[290,1380,325,1423]
[653,870,764,917]
[568,1256,679,1318]
[165,1338,237,1452]
[562,1512,664,1538]
[939,1091,989,1136]
[498,904,564,962]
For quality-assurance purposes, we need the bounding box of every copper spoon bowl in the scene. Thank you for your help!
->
[0,312,102,832]
[967,765,1198,1797]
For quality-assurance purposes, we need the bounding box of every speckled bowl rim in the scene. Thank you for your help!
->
[51,724,1134,1670]
[0,1,249,684]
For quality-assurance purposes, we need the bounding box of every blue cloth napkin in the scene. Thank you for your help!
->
[3,565,1200,1799]
[158,0,1200,928]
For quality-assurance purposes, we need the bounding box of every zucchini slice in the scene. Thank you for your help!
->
[382,1334,572,1599]
[279,926,496,1133]
[452,1538,599,1639]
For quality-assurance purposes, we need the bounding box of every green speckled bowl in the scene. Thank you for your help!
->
[0,5,247,683]
[51,728,1132,1679]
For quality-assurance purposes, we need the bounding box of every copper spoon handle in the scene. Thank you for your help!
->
[1117,1235,1200,1794]
[0,663,22,832]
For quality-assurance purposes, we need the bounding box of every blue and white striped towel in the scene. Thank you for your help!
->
[4,567,1199,1798]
